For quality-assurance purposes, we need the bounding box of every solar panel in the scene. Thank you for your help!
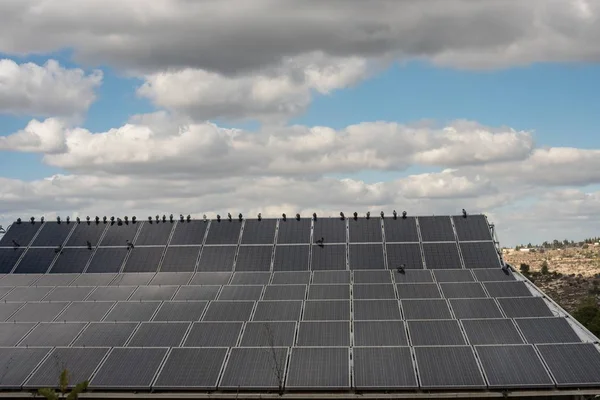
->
[0,347,52,389]
[43,286,94,301]
[418,216,455,242]
[18,322,86,346]
[253,300,303,321]
[397,283,441,299]
[0,303,25,321]
[353,284,396,299]
[9,302,69,322]
[273,245,309,271]
[202,301,255,321]
[230,272,271,285]
[484,281,532,297]
[303,300,349,321]
[65,222,106,246]
[353,347,417,389]
[36,274,78,286]
[286,347,349,389]
[73,322,137,346]
[13,248,57,273]
[354,300,401,320]
[263,284,306,300]
[204,220,242,245]
[90,347,168,389]
[183,322,242,347]
[277,218,311,244]
[127,322,189,347]
[3,286,54,301]
[313,218,346,244]
[475,345,554,388]
[99,222,140,246]
[31,222,74,246]
[159,247,200,272]
[414,346,485,389]
[460,242,501,269]
[0,248,25,273]
[220,347,288,389]
[433,269,474,282]
[422,243,462,269]
[353,321,408,346]
[24,347,110,389]
[383,217,419,242]
[241,219,277,244]
[271,271,310,285]
[473,268,515,281]
[153,301,207,322]
[393,269,433,283]
[130,285,178,301]
[169,220,208,245]
[297,321,350,346]
[173,285,220,301]
[135,221,174,245]
[348,218,382,243]
[70,273,115,286]
[311,244,346,270]
[515,317,581,344]
[537,343,600,387]
[49,248,94,273]
[0,322,36,346]
[0,222,42,247]
[386,243,423,270]
[122,247,164,273]
[308,284,350,300]
[218,285,264,300]
[439,282,487,298]
[149,272,193,285]
[312,270,350,284]
[153,347,227,389]
[86,248,128,273]
[87,286,136,301]
[0,287,10,300]
[235,246,273,271]
[56,301,116,322]
[401,299,452,320]
[110,273,155,286]
[461,318,524,345]
[197,246,236,272]
[349,244,385,270]
[0,274,41,286]
[103,301,161,322]
[452,215,492,241]
[449,298,505,319]
[241,321,297,347]
[353,270,392,283]
[497,297,554,318]
[189,272,231,285]
[408,320,466,346]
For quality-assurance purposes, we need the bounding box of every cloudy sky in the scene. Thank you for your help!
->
[0,0,599,247]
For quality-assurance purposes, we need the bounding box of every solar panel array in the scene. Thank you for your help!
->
[0,214,599,393]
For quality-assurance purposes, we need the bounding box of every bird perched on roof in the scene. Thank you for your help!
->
[87,241,92,250]
[315,237,325,247]
[126,240,135,250]
[397,264,406,274]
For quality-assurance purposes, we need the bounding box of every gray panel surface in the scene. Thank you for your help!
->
[44,286,94,301]
[56,301,115,322]
[9,302,69,322]
[25,347,109,388]
[184,322,243,347]
[240,219,277,244]
[297,321,350,346]
[287,347,349,389]
[383,217,419,242]
[173,285,220,301]
[515,317,581,344]
[273,245,309,271]
[396,283,441,299]
[0,303,25,321]
[450,298,504,319]
[149,272,193,285]
[354,300,401,320]
[127,322,190,347]
[202,301,254,321]
[349,244,385,270]
[218,285,264,300]
[414,346,485,389]
[73,322,140,347]
[460,242,501,269]
[235,246,273,271]
[0,322,36,346]
[263,284,306,300]
[254,300,303,321]
[99,222,140,246]
[230,272,271,285]
[312,270,350,284]
[461,318,524,345]
[103,301,161,322]
[422,243,462,269]
[303,300,349,321]
[32,222,73,247]
[271,271,310,285]
[354,347,417,389]
[86,248,128,273]
[440,282,487,298]
[537,343,600,387]
[0,248,25,274]
[240,321,296,347]
[0,222,42,247]
[130,285,178,301]
[197,246,236,272]
[159,247,200,272]
[277,218,311,244]
[13,248,56,274]
[452,215,493,241]
[3,286,54,302]
[475,345,554,388]
[393,269,433,283]
[353,284,396,299]
[220,347,288,389]
[190,272,231,285]
[0,347,52,388]
[204,220,242,245]
[49,248,93,273]
[0,274,41,286]
[311,244,347,270]
[19,322,86,346]
[408,320,466,346]
[87,286,136,301]
[154,347,227,389]
[354,321,408,346]
[110,273,155,286]
[90,347,167,389]
[36,274,78,286]
[134,221,173,245]
[65,222,106,246]
[386,243,423,270]
[353,270,392,283]
[497,297,553,318]
[473,268,515,281]
[122,247,164,273]
[152,301,207,322]
[308,284,350,300]
[433,269,474,282]
[70,273,116,287]
[484,281,532,297]
[348,218,382,243]
[169,221,207,245]
[402,299,452,320]
[312,218,347,244]
[418,216,455,242]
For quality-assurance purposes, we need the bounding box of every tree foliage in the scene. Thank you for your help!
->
[38,369,88,400]
[573,297,600,338]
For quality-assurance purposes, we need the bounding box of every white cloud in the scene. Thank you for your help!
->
[0,118,67,153]
[0,59,102,117]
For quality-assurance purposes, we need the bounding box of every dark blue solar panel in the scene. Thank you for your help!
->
[0,222,42,247]
[160,246,200,272]
[197,246,236,272]
[452,215,492,241]
[13,248,57,273]
[85,247,128,273]
[31,222,74,246]
[49,248,93,273]
[460,242,501,269]
[311,244,346,270]
[418,216,455,242]
[0,248,25,273]
[241,219,276,244]
[65,222,106,246]
[122,247,164,273]
[235,246,273,271]
[313,218,346,244]
[205,220,242,245]
[386,243,423,269]
[277,218,311,244]
[422,243,462,269]
[273,245,309,271]
[170,221,207,245]
[134,221,174,245]
[383,217,419,242]
[349,244,385,270]
[348,218,382,243]
[100,222,140,246]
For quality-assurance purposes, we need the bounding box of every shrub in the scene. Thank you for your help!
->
[541,260,549,275]
[519,263,530,275]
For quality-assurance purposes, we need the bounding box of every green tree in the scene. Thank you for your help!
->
[38,369,88,400]
[540,260,549,275]
[519,263,530,275]
[573,298,600,337]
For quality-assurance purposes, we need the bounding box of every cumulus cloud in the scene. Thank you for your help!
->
[0,1,598,74]
[0,59,102,117]
[0,118,67,153]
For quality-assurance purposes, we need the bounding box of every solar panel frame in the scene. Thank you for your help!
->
[286,347,350,389]
[353,320,408,346]
[31,222,74,247]
[13,248,57,274]
[204,220,242,245]
[312,218,347,244]
[277,218,311,244]
[386,243,423,270]
[65,222,106,247]
[407,320,467,346]
[297,321,350,346]
[253,300,303,321]
[514,317,582,344]
[240,219,277,244]
[422,242,462,269]
[353,300,402,321]
[183,322,243,347]
[396,283,442,299]
[383,217,419,243]
[460,318,524,345]
[401,299,452,320]
[348,218,383,243]
[0,222,42,247]
[0,248,25,274]
[414,346,486,389]
[85,247,128,273]
[196,246,236,272]
[460,242,501,269]
[152,301,207,322]
[0,347,52,389]
[240,321,297,347]
[159,247,200,272]
[153,347,228,390]
[103,301,161,322]
[349,244,385,270]
[303,300,350,321]
[126,322,190,347]
[311,244,347,271]
[235,245,273,272]
[18,322,87,347]
[272,245,310,271]
[537,343,600,387]
[449,298,505,319]
[169,220,208,245]
[439,282,488,298]
[49,248,94,273]
[99,222,140,246]
[452,215,493,241]
[418,216,456,242]
[56,301,116,322]
[219,347,289,390]
[121,247,164,273]
[73,322,138,347]
[353,347,418,389]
